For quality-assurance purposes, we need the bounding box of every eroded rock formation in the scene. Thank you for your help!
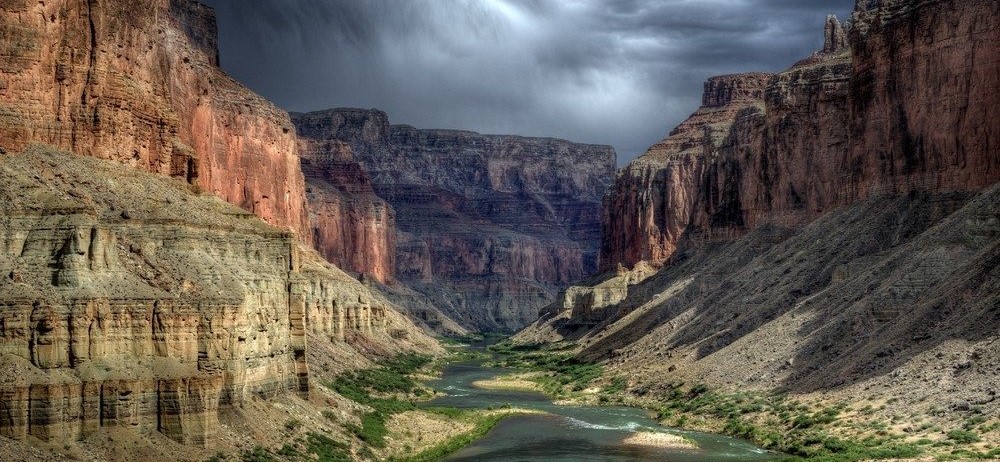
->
[0,0,310,239]
[293,109,616,332]
[0,148,410,445]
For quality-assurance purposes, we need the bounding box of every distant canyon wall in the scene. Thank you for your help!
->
[293,109,616,332]
[298,138,396,284]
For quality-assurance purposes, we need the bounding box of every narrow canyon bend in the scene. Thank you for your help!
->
[0,0,997,461]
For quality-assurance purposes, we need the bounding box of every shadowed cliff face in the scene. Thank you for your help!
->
[522,0,999,419]
[0,0,310,240]
[297,138,396,284]
[293,109,616,332]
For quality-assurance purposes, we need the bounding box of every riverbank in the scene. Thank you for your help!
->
[485,339,1000,462]
[386,407,546,462]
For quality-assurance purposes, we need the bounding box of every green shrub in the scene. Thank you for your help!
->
[240,446,276,462]
[946,429,981,444]
[601,376,628,395]
[304,432,351,462]
[284,418,302,432]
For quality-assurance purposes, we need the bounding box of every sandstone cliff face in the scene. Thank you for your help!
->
[0,0,310,240]
[0,148,412,446]
[293,109,616,332]
[601,0,998,271]
[298,138,396,283]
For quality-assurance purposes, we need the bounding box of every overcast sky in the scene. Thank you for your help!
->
[201,0,854,165]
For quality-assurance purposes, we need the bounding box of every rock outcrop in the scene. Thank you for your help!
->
[298,138,396,284]
[293,109,616,332]
[0,0,310,240]
[0,147,423,446]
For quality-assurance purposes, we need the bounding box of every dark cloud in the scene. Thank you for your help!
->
[200,0,854,165]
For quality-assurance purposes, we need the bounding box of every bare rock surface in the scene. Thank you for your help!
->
[600,0,998,272]
[298,138,396,284]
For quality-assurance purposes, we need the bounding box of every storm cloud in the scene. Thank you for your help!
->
[200,0,854,164]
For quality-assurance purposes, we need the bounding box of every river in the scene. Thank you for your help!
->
[422,355,782,461]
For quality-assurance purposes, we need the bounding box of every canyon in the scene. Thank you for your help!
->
[525,0,999,425]
[0,0,996,459]
[293,109,616,332]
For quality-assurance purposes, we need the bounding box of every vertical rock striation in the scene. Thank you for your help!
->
[293,109,616,332]
[601,73,773,270]
[0,0,310,240]
[847,0,1000,198]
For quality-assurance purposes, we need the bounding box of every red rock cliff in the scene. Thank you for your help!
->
[0,0,310,240]
[296,137,396,283]
[601,0,999,270]
[293,109,616,332]
[601,73,773,269]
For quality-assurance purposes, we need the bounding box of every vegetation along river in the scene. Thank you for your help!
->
[421,344,780,461]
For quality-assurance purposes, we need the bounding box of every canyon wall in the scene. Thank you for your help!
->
[0,148,417,446]
[293,109,616,332]
[523,0,999,421]
[0,0,310,240]
[602,1,998,271]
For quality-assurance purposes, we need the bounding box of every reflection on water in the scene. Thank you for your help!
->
[423,360,781,462]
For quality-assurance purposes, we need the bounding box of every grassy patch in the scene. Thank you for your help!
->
[487,341,603,396]
[304,432,352,462]
[327,354,431,448]
[388,410,508,462]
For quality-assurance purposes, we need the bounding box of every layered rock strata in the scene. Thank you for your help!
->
[0,0,310,239]
[0,148,405,445]
[293,109,616,332]
[601,1,999,271]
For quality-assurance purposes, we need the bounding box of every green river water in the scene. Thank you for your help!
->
[421,355,782,462]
